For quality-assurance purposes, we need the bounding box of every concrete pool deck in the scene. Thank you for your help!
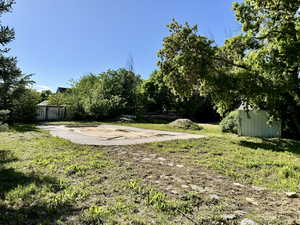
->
[37,124,205,146]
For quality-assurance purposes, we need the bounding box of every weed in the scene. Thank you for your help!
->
[65,164,89,175]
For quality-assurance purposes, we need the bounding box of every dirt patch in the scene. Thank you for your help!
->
[37,125,205,146]
[107,145,300,224]
[169,119,202,130]
[75,127,160,139]
[65,124,99,128]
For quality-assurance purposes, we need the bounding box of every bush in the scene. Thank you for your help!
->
[220,110,239,134]
[0,110,9,132]
[10,89,41,122]
[0,123,9,132]
[0,110,10,121]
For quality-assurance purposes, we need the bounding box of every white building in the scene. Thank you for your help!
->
[237,104,281,138]
[36,101,65,121]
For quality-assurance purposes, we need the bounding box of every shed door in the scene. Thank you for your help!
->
[47,107,59,121]
[36,107,46,121]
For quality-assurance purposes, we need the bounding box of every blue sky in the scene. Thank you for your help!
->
[2,0,241,92]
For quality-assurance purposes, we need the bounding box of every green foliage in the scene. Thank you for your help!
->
[64,69,142,120]
[40,90,53,101]
[48,93,67,106]
[81,205,109,224]
[0,123,8,132]
[142,70,219,121]
[220,111,239,134]
[126,180,193,214]
[10,89,41,122]
[65,164,89,176]
[158,1,300,138]
[0,1,33,122]
[0,109,10,122]
[142,70,175,112]
[157,19,216,98]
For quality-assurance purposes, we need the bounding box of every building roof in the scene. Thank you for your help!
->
[37,100,65,107]
[37,100,49,106]
[56,87,70,93]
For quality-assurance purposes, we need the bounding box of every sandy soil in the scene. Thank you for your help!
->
[75,127,163,139]
[37,125,205,145]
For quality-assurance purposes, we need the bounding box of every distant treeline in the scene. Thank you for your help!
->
[46,69,220,122]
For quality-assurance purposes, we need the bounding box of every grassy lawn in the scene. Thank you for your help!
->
[41,121,300,191]
[118,122,300,191]
[1,125,201,224]
[0,123,299,224]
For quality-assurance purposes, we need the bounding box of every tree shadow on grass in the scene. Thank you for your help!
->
[239,139,300,155]
[0,202,77,225]
[10,124,41,133]
[0,150,17,165]
[0,150,77,225]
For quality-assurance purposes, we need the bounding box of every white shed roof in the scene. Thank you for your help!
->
[37,100,49,106]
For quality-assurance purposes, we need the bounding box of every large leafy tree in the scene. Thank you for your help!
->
[10,88,41,122]
[0,0,33,121]
[158,1,300,138]
[40,90,53,101]
[142,70,219,121]
[65,69,142,119]
[48,93,66,106]
[142,70,176,112]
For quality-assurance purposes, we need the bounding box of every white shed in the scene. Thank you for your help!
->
[237,104,281,138]
[36,101,66,121]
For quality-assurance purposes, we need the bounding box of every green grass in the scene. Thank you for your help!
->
[1,122,299,224]
[0,125,238,224]
[121,122,300,191]
[39,121,300,191]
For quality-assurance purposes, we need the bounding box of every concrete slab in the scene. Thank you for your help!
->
[37,124,205,146]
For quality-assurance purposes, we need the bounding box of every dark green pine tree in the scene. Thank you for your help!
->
[0,0,33,121]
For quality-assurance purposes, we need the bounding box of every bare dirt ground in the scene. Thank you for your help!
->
[37,125,204,145]
[107,144,300,224]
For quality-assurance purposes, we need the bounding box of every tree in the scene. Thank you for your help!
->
[142,70,219,121]
[64,69,142,120]
[142,70,175,112]
[96,69,142,115]
[48,93,66,106]
[231,0,300,138]
[0,109,9,131]
[10,89,41,122]
[0,0,33,121]
[158,20,216,98]
[158,0,300,138]
[40,90,53,101]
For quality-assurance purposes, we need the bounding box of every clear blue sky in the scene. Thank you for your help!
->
[3,0,241,92]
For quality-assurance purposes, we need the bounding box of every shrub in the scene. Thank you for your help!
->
[10,89,41,122]
[0,110,10,122]
[0,123,9,132]
[0,110,10,132]
[220,110,239,134]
